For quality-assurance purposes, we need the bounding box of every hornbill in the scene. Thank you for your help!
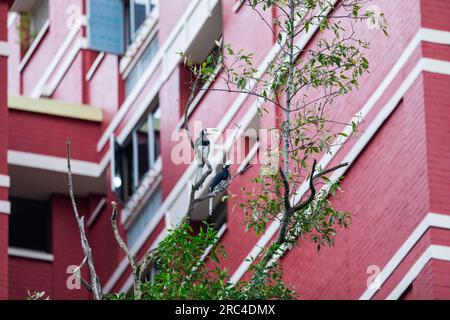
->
[194,128,218,187]
[208,161,231,215]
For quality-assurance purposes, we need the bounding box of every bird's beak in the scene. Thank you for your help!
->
[205,128,219,136]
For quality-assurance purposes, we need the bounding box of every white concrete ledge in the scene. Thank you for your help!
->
[0,41,8,57]
[8,247,54,262]
[0,200,10,215]
[0,175,10,188]
[8,150,101,177]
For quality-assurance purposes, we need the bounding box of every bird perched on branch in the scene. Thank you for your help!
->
[194,128,218,187]
[208,161,231,215]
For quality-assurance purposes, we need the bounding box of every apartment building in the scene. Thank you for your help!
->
[0,0,449,300]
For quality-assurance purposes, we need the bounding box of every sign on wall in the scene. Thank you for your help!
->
[87,0,125,55]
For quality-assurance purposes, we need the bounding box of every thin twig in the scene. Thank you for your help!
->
[111,201,142,299]
[66,139,103,300]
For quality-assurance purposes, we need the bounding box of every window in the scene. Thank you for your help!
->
[125,33,159,96]
[9,197,51,253]
[125,0,157,45]
[114,106,161,203]
[127,185,162,249]
[18,0,49,54]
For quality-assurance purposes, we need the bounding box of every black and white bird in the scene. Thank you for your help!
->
[194,128,218,187]
[208,161,231,215]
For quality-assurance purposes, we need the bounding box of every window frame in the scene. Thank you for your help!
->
[111,105,161,203]
[127,0,158,45]
[17,0,50,68]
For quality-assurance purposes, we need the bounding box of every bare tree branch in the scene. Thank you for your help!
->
[111,201,142,299]
[66,139,103,300]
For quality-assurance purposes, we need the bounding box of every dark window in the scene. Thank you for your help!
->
[114,106,161,203]
[115,140,134,202]
[124,0,157,45]
[9,197,51,253]
[133,3,147,33]
[137,121,150,180]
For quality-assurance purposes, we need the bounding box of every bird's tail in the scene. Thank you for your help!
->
[195,165,204,188]
[209,197,213,215]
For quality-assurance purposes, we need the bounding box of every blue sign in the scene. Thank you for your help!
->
[87,0,125,55]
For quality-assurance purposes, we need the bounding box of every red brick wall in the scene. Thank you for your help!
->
[431,260,450,299]
[401,259,434,300]
[424,72,450,214]
[402,259,450,300]
[8,111,102,162]
[51,194,89,299]
[86,192,123,288]
[8,257,52,300]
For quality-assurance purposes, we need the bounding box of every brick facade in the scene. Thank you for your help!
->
[1,0,449,300]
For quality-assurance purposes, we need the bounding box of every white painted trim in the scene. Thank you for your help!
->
[0,175,10,188]
[229,26,450,283]
[0,200,11,215]
[86,52,105,81]
[359,213,450,299]
[87,197,107,227]
[387,245,450,300]
[30,22,83,98]
[8,247,54,262]
[8,13,18,29]
[18,19,50,72]
[233,0,245,13]
[7,150,101,177]
[419,28,450,45]
[42,38,88,97]
[0,41,9,57]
